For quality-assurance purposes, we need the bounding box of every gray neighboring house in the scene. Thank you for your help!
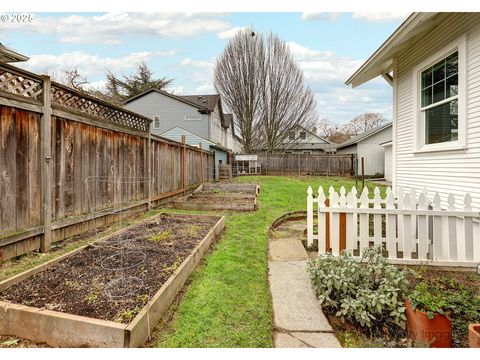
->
[336,123,392,176]
[279,125,335,154]
[123,88,242,180]
[123,88,239,150]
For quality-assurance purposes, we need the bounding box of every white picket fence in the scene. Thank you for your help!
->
[307,185,480,266]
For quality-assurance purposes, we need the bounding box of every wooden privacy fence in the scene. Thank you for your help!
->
[307,185,480,267]
[0,62,214,261]
[256,153,354,176]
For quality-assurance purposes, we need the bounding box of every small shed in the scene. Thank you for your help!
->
[336,123,392,176]
[380,140,393,182]
[233,154,261,175]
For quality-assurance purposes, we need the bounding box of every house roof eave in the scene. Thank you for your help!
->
[345,12,439,88]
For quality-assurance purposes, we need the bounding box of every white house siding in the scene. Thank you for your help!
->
[124,91,210,139]
[383,144,393,182]
[395,12,480,209]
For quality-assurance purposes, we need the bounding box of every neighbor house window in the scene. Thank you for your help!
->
[153,115,161,129]
[421,52,458,144]
[299,131,307,140]
[414,35,465,151]
[288,131,296,141]
[185,115,202,121]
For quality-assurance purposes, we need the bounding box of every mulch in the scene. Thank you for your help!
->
[0,214,219,324]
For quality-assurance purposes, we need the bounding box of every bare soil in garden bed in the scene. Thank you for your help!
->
[0,214,220,324]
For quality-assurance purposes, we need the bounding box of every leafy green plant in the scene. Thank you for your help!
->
[308,246,409,333]
[408,282,452,319]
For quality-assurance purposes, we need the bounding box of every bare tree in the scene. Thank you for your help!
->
[214,29,317,153]
[214,29,264,153]
[259,33,317,152]
[344,112,387,135]
[316,118,352,144]
[48,68,90,91]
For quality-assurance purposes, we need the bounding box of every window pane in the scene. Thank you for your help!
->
[446,52,458,77]
[422,68,432,89]
[446,74,458,98]
[422,86,432,107]
[433,81,445,103]
[433,60,446,83]
[425,99,458,144]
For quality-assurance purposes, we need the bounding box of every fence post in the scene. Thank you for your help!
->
[181,135,186,192]
[199,143,204,183]
[40,75,52,252]
[147,124,152,210]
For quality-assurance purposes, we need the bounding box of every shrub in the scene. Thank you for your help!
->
[307,246,409,333]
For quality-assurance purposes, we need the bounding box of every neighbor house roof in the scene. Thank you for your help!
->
[180,94,219,112]
[296,124,333,145]
[345,12,439,87]
[123,88,213,113]
[0,43,29,63]
[336,123,392,149]
[160,126,230,152]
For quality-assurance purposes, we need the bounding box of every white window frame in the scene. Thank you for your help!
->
[412,35,467,153]
[185,114,202,121]
[153,115,161,130]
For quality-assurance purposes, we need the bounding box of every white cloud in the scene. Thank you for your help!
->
[0,13,231,44]
[217,26,249,39]
[17,50,175,78]
[352,12,409,22]
[178,57,215,94]
[300,13,340,21]
[195,84,215,93]
[286,41,392,123]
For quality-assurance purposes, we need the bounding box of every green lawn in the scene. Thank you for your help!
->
[153,176,387,347]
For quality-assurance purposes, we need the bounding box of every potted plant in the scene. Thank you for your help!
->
[469,324,480,348]
[405,282,453,348]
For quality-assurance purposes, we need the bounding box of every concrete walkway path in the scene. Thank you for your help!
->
[268,221,341,348]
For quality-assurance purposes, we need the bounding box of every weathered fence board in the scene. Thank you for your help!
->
[307,185,480,266]
[0,63,215,261]
[255,153,354,176]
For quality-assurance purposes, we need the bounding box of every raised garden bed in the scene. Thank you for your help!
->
[0,213,225,347]
[173,183,260,211]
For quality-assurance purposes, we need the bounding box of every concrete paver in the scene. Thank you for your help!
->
[268,220,341,348]
[269,239,308,261]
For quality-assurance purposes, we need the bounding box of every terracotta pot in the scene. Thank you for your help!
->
[405,299,452,348]
[469,324,480,348]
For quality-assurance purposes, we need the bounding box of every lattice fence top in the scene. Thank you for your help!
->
[0,67,43,101]
[51,84,151,132]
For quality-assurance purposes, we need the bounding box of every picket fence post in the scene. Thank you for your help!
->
[307,186,313,247]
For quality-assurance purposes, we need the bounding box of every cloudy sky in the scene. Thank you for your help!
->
[0,12,407,124]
